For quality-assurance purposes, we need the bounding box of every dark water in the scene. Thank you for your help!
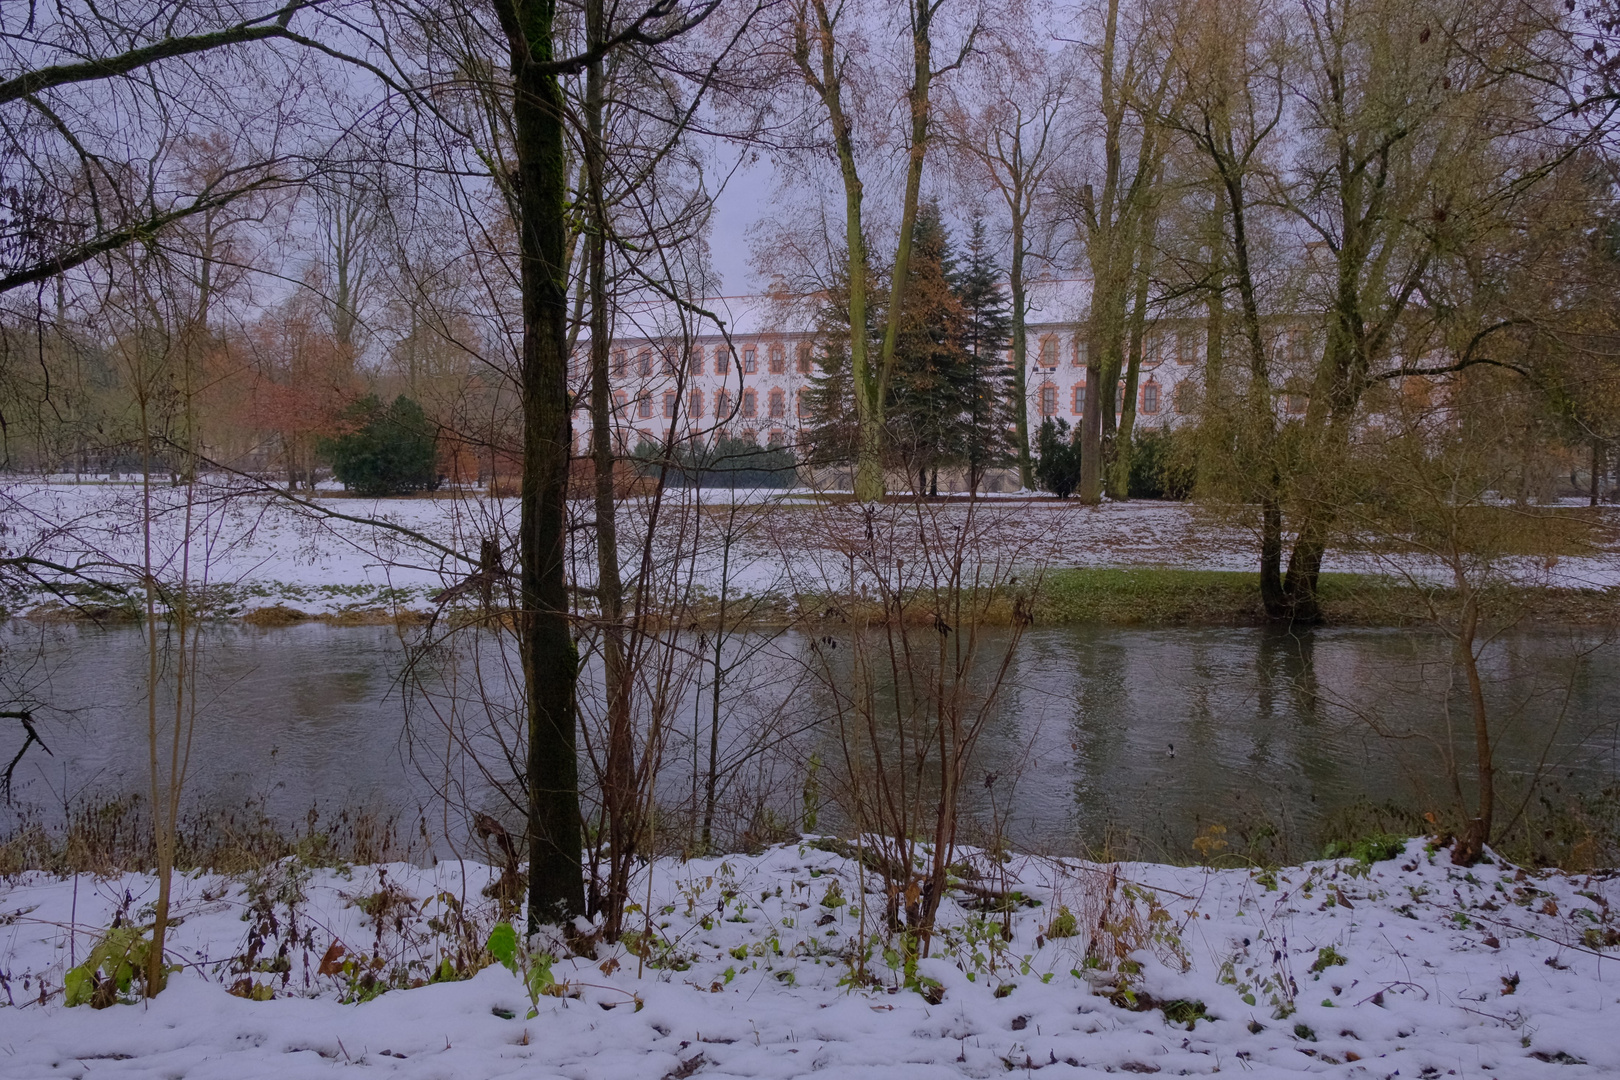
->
[2,621,1616,861]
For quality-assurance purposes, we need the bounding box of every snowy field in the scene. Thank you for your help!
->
[5,480,1616,617]
[0,839,1616,1078]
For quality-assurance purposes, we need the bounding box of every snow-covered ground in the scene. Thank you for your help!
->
[1,840,1616,1077]
[3,479,1617,618]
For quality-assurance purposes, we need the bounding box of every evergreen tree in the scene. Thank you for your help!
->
[888,200,968,494]
[802,267,873,467]
[954,217,1014,490]
[1034,417,1082,499]
[322,394,440,496]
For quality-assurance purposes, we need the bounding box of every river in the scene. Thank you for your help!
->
[2,620,1615,864]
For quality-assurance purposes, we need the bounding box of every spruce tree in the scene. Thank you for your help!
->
[954,217,1014,490]
[802,264,878,468]
[888,200,968,494]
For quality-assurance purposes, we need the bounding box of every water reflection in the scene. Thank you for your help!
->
[1,620,1614,862]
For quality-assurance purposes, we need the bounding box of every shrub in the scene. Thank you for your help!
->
[323,395,440,497]
[1322,831,1407,866]
[1128,425,1196,500]
[1034,418,1082,499]
[636,435,798,489]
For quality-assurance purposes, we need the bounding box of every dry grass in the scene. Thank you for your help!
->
[0,798,423,878]
[241,604,311,626]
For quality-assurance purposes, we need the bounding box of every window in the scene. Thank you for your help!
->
[768,343,785,374]
[663,391,678,419]
[797,343,815,374]
[637,393,652,419]
[688,388,703,418]
[1073,339,1088,368]
[713,346,730,375]
[1177,330,1196,365]
[797,387,811,417]
[715,388,732,418]
[1289,332,1309,364]
[612,390,628,415]
[767,429,784,448]
[768,388,786,418]
[1039,383,1057,418]
[612,349,628,377]
[635,349,652,377]
[662,346,678,376]
[741,388,757,418]
[1072,383,1086,415]
[1144,334,1163,367]
[743,345,758,374]
[687,346,704,377]
[1038,336,1059,368]
[1174,382,1193,414]
[1141,382,1160,414]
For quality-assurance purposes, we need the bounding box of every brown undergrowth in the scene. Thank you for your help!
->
[0,798,421,879]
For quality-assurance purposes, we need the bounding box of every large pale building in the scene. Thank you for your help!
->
[574,283,1215,485]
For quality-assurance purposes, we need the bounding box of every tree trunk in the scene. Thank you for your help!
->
[1450,584,1493,865]
[1108,236,1153,500]
[1008,218,1032,489]
[870,7,937,500]
[1591,438,1603,507]
[1080,324,1104,505]
[582,16,634,938]
[1216,163,1285,619]
[501,0,585,929]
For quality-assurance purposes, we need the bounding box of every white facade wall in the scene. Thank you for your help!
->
[573,318,1207,456]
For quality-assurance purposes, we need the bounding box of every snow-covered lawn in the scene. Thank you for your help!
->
[4,480,1617,618]
[1,840,1615,1078]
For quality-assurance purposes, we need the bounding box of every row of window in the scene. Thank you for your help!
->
[606,386,811,421]
[605,327,1308,381]
[1035,380,1188,418]
[1032,333,1203,370]
[609,341,818,379]
[602,380,1207,423]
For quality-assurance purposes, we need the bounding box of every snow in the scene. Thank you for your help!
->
[3,479,1617,619]
[1,840,1616,1078]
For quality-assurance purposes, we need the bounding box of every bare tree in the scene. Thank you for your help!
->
[945,39,1074,490]
[1058,0,1174,504]
[0,1,348,294]
[788,0,982,502]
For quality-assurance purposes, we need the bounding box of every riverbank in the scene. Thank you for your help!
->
[5,480,1616,628]
[1033,568,1620,627]
[13,566,1618,632]
[0,840,1615,1078]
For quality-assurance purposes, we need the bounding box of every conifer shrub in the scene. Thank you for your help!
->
[1034,418,1082,499]
[322,395,440,497]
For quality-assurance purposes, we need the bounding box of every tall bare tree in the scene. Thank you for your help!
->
[946,41,1072,490]
[1061,0,1174,504]
[789,0,981,502]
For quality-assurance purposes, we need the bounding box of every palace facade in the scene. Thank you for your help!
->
[574,285,1224,474]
